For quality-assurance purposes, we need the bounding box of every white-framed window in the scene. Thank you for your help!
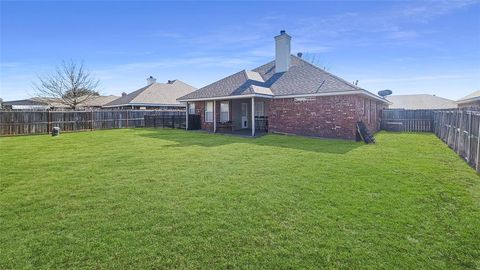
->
[220,101,229,122]
[188,103,195,114]
[254,102,265,117]
[205,101,213,122]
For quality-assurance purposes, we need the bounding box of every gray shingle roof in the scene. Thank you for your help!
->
[80,95,119,107]
[105,80,196,107]
[178,55,380,101]
[457,90,480,103]
[387,94,457,109]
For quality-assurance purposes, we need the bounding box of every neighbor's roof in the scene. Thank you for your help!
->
[104,80,196,107]
[80,95,119,107]
[2,98,69,108]
[387,94,457,109]
[457,90,480,104]
[178,55,387,103]
[2,99,48,106]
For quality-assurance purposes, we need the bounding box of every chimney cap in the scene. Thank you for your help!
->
[146,76,157,85]
[280,30,286,35]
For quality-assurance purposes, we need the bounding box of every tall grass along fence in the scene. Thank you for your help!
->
[433,110,480,171]
[0,110,186,136]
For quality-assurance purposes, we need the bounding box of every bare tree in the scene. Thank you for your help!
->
[0,97,3,109]
[34,60,100,109]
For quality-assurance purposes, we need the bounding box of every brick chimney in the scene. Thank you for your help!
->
[275,30,291,73]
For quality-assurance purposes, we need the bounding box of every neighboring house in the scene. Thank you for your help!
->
[1,98,68,110]
[178,31,389,140]
[2,96,120,110]
[457,90,480,110]
[387,94,457,110]
[78,95,119,109]
[104,77,197,110]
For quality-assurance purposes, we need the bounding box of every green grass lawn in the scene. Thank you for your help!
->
[0,129,479,269]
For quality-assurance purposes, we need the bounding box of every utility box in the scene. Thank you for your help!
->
[52,127,60,136]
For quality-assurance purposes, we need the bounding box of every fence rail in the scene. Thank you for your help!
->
[433,110,480,171]
[381,109,434,132]
[381,109,480,172]
[0,110,185,136]
[144,114,186,129]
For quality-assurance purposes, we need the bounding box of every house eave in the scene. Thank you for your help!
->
[177,90,389,104]
[274,90,391,104]
[457,96,480,104]
[177,93,274,102]
[103,103,186,108]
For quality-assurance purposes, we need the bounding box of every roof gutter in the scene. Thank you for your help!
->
[274,90,390,104]
[103,103,186,108]
[457,96,480,104]
[177,90,389,104]
[177,93,274,102]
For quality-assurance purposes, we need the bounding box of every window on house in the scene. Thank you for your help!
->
[255,102,265,117]
[188,103,195,115]
[205,101,213,122]
[220,101,229,122]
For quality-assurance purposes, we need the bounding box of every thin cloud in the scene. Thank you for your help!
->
[362,74,479,83]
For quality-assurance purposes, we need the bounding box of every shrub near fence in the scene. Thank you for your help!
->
[0,110,185,136]
[434,110,480,171]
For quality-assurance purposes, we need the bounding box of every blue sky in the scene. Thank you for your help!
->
[1,0,479,101]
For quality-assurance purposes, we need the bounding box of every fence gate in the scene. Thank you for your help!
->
[381,109,434,132]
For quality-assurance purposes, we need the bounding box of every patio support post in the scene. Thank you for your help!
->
[185,102,188,131]
[251,97,255,137]
[213,100,217,133]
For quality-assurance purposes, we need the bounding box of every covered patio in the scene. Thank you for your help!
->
[185,96,270,137]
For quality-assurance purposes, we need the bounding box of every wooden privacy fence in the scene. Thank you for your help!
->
[0,110,185,136]
[433,110,480,171]
[381,109,434,132]
[144,113,186,129]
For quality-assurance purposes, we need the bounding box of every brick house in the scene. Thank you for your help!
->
[457,91,480,110]
[178,31,389,140]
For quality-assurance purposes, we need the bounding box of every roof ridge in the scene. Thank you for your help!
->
[172,80,197,90]
[292,55,362,90]
[292,55,388,100]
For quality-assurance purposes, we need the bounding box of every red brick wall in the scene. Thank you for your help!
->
[267,95,386,140]
[193,101,213,131]
[194,95,386,140]
[193,100,233,132]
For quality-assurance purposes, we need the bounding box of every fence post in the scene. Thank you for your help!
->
[90,110,94,131]
[47,110,52,134]
[457,111,462,154]
[466,112,471,162]
[476,114,480,173]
